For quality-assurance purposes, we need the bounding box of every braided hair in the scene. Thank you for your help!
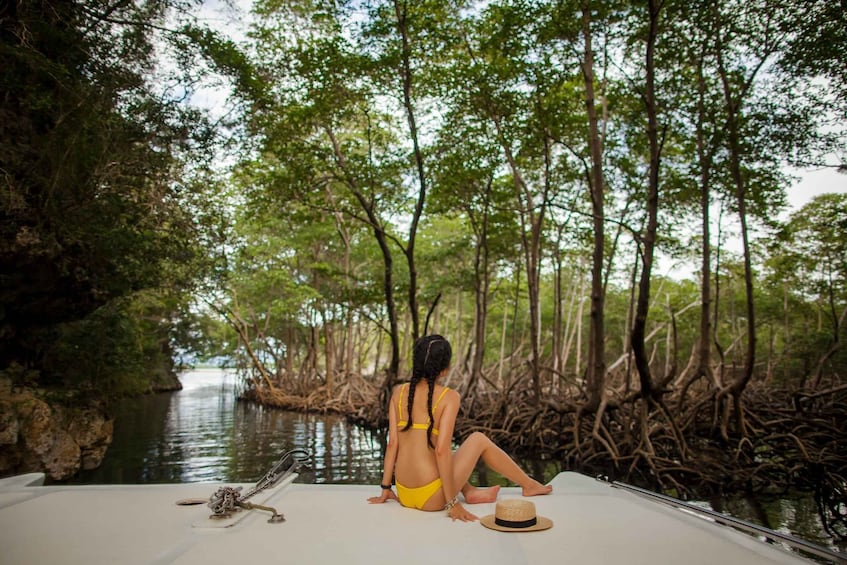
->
[402,334,452,449]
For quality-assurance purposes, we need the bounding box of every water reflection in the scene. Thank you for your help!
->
[709,492,841,552]
[63,368,384,485]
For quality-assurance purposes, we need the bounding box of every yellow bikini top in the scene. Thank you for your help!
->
[397,383,451,436]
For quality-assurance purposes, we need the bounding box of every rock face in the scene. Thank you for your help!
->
[0,378,114,480]
[150,370,183,393]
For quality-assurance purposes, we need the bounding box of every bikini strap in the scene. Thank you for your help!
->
[400,384,449,424]
[432,386,450,412]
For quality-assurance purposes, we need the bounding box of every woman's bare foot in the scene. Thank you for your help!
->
[463,484,501,504]
[522,480,553,496]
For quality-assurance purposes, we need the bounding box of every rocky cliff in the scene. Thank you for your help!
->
[0,378,114,480]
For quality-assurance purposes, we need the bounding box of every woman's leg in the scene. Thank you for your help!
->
[452,432,552,497]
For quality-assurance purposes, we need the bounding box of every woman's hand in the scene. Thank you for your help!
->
[367,489,398,504]
[447,502,478,522]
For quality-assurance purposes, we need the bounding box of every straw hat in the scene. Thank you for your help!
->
[480,499,553,532]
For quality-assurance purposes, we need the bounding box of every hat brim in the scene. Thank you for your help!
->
[480,514,553,532]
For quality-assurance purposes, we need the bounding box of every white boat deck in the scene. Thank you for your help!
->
[0,471,822,564]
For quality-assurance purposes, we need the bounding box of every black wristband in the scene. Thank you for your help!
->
[380,483,392,490]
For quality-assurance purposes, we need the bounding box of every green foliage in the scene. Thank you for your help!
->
[761,194,847,382]
[6,1,834,403]
[197,0,845,390]
[0,0,837,395]
[775,193,847,301]
[0,1,228,396]
[41,292,178,397]
[178,24,269,105]
[778,0,847,105]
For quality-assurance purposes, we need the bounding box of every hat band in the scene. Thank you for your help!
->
[494,516,538,529]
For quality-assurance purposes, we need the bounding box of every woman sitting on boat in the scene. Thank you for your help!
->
[368,334,552,522]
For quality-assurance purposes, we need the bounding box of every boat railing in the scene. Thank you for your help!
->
[596,476,846,564]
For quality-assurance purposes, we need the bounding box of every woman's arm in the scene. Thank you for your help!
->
[368,386,399,504]
[434,390,477,521]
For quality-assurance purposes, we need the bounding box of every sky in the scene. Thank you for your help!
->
[786,167,846,212]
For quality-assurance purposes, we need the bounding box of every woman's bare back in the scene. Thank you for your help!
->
[393,382,450,489]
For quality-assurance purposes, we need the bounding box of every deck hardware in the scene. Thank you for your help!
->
[206,448,311,523]
[597,476,846,564]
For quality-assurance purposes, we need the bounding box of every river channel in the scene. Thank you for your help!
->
[60,368,841,554]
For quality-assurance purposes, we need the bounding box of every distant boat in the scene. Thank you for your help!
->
[0,469,842,564]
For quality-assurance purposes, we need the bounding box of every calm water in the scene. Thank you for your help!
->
[64,368,384,485]
[60,368,843,557]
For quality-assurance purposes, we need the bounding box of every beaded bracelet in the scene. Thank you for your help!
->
[444,496,459,512]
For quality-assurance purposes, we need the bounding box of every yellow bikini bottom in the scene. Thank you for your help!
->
[396,477,442,509]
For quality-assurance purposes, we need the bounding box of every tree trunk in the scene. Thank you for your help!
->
[486,117,545,404]
[552,226,565,378]
[695,56,716,389]
[325,126,400,406]
[716,39,756,435]
[499,300,509,387]
[631,0,663,400]
[561,267,582,382]
[324,316,336,394]
[712,0,780,433]
[327,186,355,378]
[467,178,493,395]
[393,0,426,341]
[581,3,607,412]
[216,301,276,391]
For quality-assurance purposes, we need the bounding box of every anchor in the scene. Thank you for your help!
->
[177,448,311,524]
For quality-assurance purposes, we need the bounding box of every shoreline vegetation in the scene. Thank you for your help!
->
[237,363,846,543]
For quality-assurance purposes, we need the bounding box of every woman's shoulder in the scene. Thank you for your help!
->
[438,385,461,403]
